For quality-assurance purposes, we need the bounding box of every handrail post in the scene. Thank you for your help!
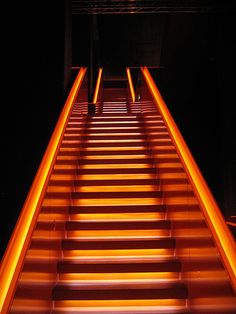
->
[141,65,236,293]
[88,67,103,114]
[126,67,135,103]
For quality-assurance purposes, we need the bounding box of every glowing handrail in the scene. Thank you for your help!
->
[0,67,87,314]
[126,67,135,103]
[141,66,236,293]
[92,67,103,104]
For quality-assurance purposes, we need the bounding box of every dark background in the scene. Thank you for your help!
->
[1,2,236,259]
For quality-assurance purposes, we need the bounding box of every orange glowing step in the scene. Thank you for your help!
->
[46,184,192,193]
[69,212,166,222]
[52,299,188,313]
[58,271,180,283]
[67,230,170,240]
[42,196,198,207]
[62,248,175,259]
[52,282,188,301]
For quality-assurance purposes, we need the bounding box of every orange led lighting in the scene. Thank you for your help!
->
[92,67,103,104]
[59,271,178,281]
[0,67,87,314]
[63,248,174,258]
[227,222,236,228]
[126,67,135,103]
[71,212,165,221]
[141,66,236,293]
[55,298,186,308]
[67,229,169,239]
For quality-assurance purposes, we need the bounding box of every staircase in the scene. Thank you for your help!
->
[8,85,236,313]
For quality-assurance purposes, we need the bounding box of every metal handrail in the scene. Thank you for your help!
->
[126,67,135,103]
[141,65,236,293]
[0,67,87,314]
[92,67,103,105]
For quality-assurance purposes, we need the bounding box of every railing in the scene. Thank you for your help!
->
[126,67,135,103]
[140,65,236,293]
[92,67,103,105]
[89,67,103,114]
[0,67,87,314]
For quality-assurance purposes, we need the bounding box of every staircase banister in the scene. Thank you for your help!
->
[92,67,103,105]
[0,67,87,314]
[126,67,135,103]
[141,65,236,293]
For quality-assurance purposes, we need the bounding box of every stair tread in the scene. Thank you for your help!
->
[57,260,182,273]
[61,238,176,250]
[65,220,171,230]
[45,190,193,199]
[52,282,188,299]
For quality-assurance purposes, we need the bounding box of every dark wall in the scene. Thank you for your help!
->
[157,13,236,216]
[72,14,166,78]
[0,3,66,259]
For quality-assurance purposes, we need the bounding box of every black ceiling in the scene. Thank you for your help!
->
[72,0,235,14]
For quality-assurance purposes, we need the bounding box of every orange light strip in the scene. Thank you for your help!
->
[126,67,135,103]
[0,67,87,314]
[141,66,236,292]
[92,67,103,104]
[227,222,236,228]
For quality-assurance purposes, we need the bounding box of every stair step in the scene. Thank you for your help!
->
[75,126,167,133]
[81,142,150,147]
[69,204,167,214]
[61,238,176,250]
[52,302,190,314]
[40,204,203,215]
[57,260,182,273]
[45,190,194,199]
[65,220,171,230]
[56,157,154,164]
[74,122,164,128]
[47,185,192,194]
[81,135,150,140]
[52,167,184,175]
[49,178,188,186]
[52,282,188,300]
[53,168,157,175]
[56,155,180,162]
[58,148,176,155]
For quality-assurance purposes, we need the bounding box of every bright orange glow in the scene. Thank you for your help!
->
[185,270,228,280]
[63,248,174,258]
[79,163,152,169]
[54,298,186,308]
[59,271,178,281]
[190,296,236,311]
[167,210,204,221]
[227,222,236,228]
[10,299,50,313]
[26,249,60,259]
[71,212,165,221]
[68,197,197,207]
[67,229,169,239]
[92,67,103,104]
[0,67,86,314]
[176,247,218,257]
[32,230,65,239]
[20,272,55,282]
[48,185,158,193]
[126,67,135,103]
[141,66,236,292]
[83,154,149,159]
